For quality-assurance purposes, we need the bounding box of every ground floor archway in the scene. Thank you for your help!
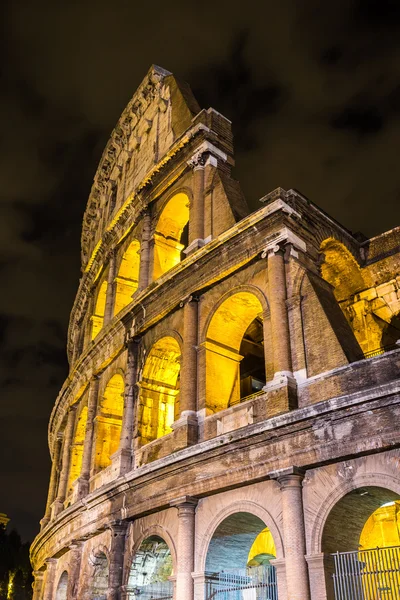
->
[126,535,173,599]
[55,571,68,600]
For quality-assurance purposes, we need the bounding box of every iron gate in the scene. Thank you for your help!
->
[125,579,173,599]
[205,565,278,599]
[332,546,400,600]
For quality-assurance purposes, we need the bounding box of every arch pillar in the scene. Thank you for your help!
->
[32,570,44,600]
[138,211,151,291]
[171,496,198,600]
[104,252,117,324]
[306,553,334,600]
[43,558,58,600]
[77,376,99,498]
[270,467,311,600]
[41,434,62,529]
[108,520,129,600]
[67,541,84,600]
[270,557,287,600]
[186,154,206,254]
[53,406,77,517]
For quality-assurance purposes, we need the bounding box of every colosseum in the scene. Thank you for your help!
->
[30,66,400,600]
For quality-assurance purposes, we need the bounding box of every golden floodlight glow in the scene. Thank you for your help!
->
[114,240,141,316]
[139,337,181,444]
[94,373,124,471]
[91,280,108,340]
[153,193,189,280]
[67,405,88,493]
[247,528,277,566]
[205,292,263,413]
[320,238,365,302]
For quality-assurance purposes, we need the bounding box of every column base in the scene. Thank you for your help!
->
[39,516,50,530]
[263,372,298,417]
[76,476,90,499]
[171,411,198,450]
[51,499,64,518]
[110,448,133,477]
[184,238,206,255]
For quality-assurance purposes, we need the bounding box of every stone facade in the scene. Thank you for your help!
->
[31,66,400,600]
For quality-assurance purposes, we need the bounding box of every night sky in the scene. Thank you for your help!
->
[1,0,400,542]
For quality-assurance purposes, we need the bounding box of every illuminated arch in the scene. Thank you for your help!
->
[138,336,181,444]
[94,373,124,471]
[55,571,68,600]
[320,238,364,302]
[91,280,108,340]
[127,535,173,598]
[114,240,141,315]
[205,291,265,413]
[67,405,88,494]
[153,193,190,280]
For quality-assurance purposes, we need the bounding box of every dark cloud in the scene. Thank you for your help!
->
[1,0,400,542]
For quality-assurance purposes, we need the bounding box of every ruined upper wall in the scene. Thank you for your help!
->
[81,66,204,268]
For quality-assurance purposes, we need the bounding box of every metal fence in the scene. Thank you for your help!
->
[332,546,400,600]
[125,580,173,599]
[205,565,278,600]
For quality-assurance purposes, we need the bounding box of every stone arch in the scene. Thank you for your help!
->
[311,224,363,266]
[55,570,68,600]
[203,288,268,412]
[138,336,181,444]
[67,403,88,494]
[91,279,108,340]
[152,192,190,280]
[320,237,365,302]
[198,500,284,573]
[114,239,141,315]
[126,533,174,598]
[88,547,109,600]
[94,373,125,471]
[309,465,400,555]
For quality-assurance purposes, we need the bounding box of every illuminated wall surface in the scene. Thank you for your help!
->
[153,193,189,280]
[91,280,107,340]
[67,405,88,492]
[94,374,124,470]
[139,337,180,443]
[358,502,400,599]
[114,240,140,315]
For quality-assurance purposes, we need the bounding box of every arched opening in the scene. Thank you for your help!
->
[126,535,173,599]
[322,487,400,600]
[320,239,365,303]
[153,193,190,280]
[114,240,141,315]
[205,292,266,414]
[89,552,109,600]
[381,312,400,350]
[205,512,278,598]
[138,337,180,445]
[94,374,124,471]
[55,571,68,600]
[67,405,88,494]
[91,280,108,340]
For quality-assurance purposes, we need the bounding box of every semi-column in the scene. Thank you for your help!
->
[187,154,205,253]
[42,558,58,600]
[138,211,151,291]
[267,246,292,377]
[67,541,84,600]
[171,496,197,600]
[104,251,117,324]
[271,467,310,600]
[32,570,44,600]
[173,297,198,446]
[77,376,99,498]
[107,520,129,600]
[53,406,76,516]
[40,434,62,529]
[113,339,140,473]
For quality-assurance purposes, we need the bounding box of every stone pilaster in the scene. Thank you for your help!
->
[42,558,57,600]
[32,570,44,600]
[107,520,129,600]
[270,558,287,600]
[40,434,62,529]
[286,294,307,383]
[270,467,310,600]
[77,376,99,498]
[112,339,140,474]
[172,298,198,448]
[171,496,197,600]
[104,251,117,324]
[67,542,84,600]
[138,211,151,291]
[53,406,76,517]
[186,153,206,254]
[306,553,335,600]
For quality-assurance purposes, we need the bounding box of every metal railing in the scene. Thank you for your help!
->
[332,546,400,599]
[205,565,278,599]
[125,580,173,599]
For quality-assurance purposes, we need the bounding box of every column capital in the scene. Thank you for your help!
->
[33,570,45,579]
[187,151,207,170]
[108,519,129,536]
[45,557,58,566]
[261,226,307,259]
[179,294,200,308]
[269,466,306,486]
[170,496,198,510]
[69,540,84,551]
